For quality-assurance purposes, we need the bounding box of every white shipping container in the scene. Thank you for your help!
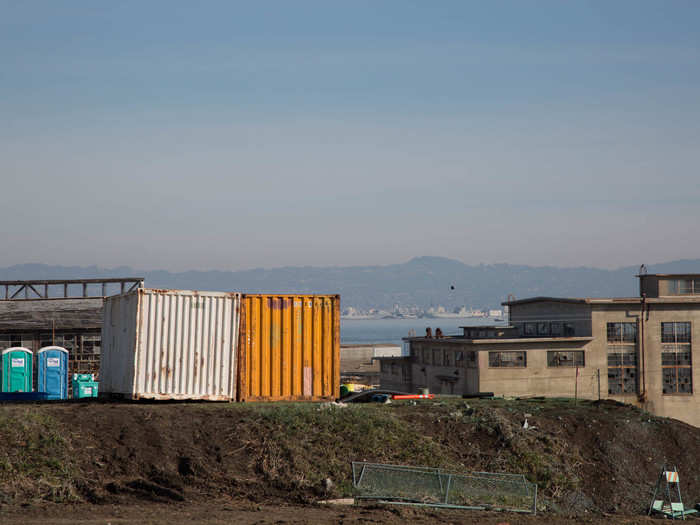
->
[101,288,240,400]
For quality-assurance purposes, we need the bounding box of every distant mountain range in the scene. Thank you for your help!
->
[1,257,699,310]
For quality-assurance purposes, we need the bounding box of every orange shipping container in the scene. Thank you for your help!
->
[237,294,340,401]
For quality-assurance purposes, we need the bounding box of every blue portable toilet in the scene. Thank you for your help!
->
[37,346,69,400]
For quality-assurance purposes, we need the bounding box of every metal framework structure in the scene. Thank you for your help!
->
[0,278,144,300]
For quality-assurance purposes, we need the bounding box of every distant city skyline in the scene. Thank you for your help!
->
[2,1,699,271]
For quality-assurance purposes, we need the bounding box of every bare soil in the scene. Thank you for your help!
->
[0,500,677,525]
[0,398,698,523]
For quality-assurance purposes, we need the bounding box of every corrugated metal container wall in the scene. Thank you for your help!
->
[238,294,340,401]
[101,289,240,400]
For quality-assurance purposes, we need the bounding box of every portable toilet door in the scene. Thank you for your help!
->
[38,346,69,400]
[1,347,33,393]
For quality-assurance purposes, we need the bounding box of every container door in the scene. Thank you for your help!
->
[9,352,28,392]
[44,351,64,398]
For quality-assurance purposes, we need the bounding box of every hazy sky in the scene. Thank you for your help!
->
[2,1,699,271]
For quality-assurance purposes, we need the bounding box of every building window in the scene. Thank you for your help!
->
[39,334,52,349]
[455,350,464,366]
[81,334,101,355]
[547,351,585,367]
[607,322,637,343]
[607,322,638,395]
[432,349,440,366]
[39,333,81,353]
[670,279,700,295]
[380,360,389,373]
[466,351,477,368]
[488,351,526,368]
[520,321,575,337]
[0,334,34,350]
[661,322,692,394]
[443,350,451,366]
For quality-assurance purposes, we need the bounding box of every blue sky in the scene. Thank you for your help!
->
[1,1,699,271]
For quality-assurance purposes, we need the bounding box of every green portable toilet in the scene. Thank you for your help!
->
[1,347,33,393]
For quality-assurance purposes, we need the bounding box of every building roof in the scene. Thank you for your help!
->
[637,273,700,278]
[585,297,641,304]
[459,324,515,330]
[503,295,700,306]
[403,336,593,345]
[589,296,700,304]
[340,343,401,348]
[501,296,587,306]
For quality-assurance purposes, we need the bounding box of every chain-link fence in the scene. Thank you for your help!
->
[352,462,537,514]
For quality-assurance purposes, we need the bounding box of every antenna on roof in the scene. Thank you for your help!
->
[639,264,647,275]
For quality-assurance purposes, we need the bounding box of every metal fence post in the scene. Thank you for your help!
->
[533,484,538,515]
[357,463,366,487]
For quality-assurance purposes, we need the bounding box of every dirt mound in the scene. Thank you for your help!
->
[0,398,697,517]
[403,398,700,514]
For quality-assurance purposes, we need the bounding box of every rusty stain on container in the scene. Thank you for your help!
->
[237,294,340,402]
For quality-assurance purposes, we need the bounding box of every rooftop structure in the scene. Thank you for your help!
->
[0,278,143,300]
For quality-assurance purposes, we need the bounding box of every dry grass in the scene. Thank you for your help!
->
[0,408,78,504]
[235,403,457,498]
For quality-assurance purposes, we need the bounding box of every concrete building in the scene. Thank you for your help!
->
[378,273,700,427]
[340,343,404,388]
[0,278,143,388]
